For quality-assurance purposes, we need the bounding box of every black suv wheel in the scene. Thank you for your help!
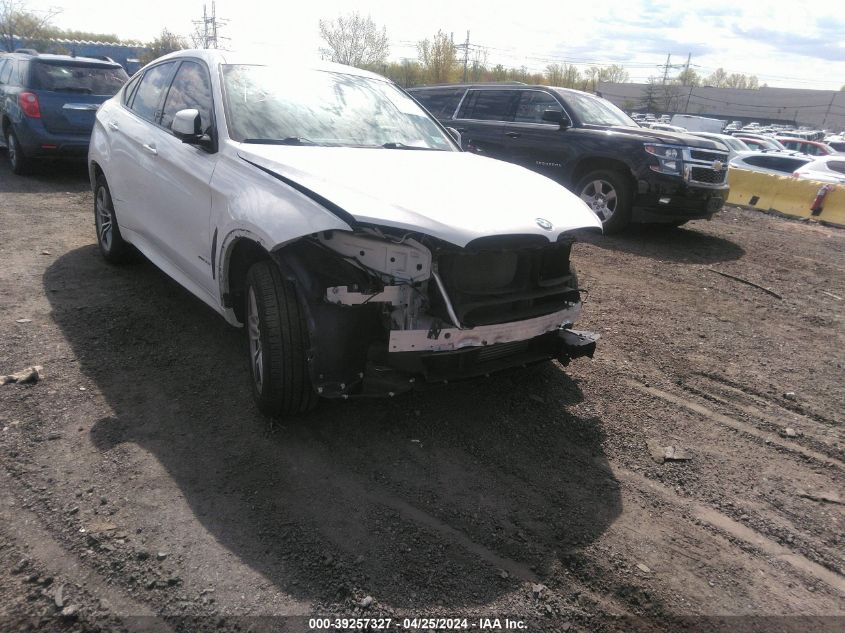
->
[576,169,632,233]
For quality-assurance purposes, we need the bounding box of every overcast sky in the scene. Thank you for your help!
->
[27,0,845,90]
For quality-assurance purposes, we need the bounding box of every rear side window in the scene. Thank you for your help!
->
[130,62,176,122]
[160,61,213,132]
[827,160,845,174]
[32,62,128,95]
[457,90,518,122]
[747,156,808,172]
[412,89,464,118]
[744,156,778,169]
[123,73,142,106]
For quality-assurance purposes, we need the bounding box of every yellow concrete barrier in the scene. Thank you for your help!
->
[726,168,845,228]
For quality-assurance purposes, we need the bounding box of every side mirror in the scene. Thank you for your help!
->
[542,109,568,129]
[172,108,214,151]
[446,126,462,146]
[172,108,201,139]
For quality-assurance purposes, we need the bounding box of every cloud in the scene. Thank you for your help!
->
[732,25,845,62]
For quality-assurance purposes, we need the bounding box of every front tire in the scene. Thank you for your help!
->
[94,175,133,264]
[576,169,632,233]
[244,261,318,417]
[6,129,32,175]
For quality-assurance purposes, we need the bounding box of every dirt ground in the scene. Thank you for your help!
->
[0,158,843,633]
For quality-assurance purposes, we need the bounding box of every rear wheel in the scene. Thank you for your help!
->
[244,261,318,417]
[576,169,632,233]
[6,129,32,175]
[94,175,133,264]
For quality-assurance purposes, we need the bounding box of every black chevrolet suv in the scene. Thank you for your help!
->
[409,83,729,232]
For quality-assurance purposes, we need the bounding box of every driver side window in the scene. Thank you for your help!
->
[514,91,562,124]
[160,61,213,133]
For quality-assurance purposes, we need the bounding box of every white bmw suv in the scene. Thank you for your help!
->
[88,50,601,416]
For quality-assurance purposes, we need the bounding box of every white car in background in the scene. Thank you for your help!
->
[792,156,845,184]
[87,50,601,416]
[729,152,812,177]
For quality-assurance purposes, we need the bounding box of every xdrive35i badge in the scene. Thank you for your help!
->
[535,218,553,230]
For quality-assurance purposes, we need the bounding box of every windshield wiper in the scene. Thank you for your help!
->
[381,142,437,150]
[242,137,317,145]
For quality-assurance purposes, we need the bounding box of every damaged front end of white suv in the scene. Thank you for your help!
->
[270,224,598,399]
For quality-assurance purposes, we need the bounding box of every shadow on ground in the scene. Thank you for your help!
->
[582,221,745,264]
[45,245,622,609]
[0,152,89,194]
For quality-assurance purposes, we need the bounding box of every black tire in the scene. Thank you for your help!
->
[6,128,32,175]
[575,169,633,233]
[244,261,318,417]
[94,175,134,264]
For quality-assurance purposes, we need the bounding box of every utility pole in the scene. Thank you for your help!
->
[192,2,228,49]
[682,53,693,113]
[462,31,470,82]
[821,91,836,129]
[661,53,671,85]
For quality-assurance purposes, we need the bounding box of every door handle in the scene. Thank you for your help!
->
[108,121,119,131]
[506,132,521,138]
[142,143,158,156]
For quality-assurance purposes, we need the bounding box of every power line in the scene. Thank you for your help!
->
[191,2,228,49]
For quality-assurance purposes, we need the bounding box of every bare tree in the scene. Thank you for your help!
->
[467,46,488,83]
[600,64,629,84]
[417,30,457,84]
[318,12,389,68]
[641,76,661,111]
[0,0,60,52]
[140,28,187,64]
[705,67,729,88]
[675,67,700,87]
[545,63,564,86]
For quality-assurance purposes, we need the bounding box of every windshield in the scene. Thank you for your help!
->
[33,62,128,95]
[221,65,455,150]
[558,90,637,127]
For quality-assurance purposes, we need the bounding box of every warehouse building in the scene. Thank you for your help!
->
[8,36,149,74]
[597,82,845,131]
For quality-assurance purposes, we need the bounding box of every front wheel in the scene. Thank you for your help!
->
[575,169,633,233]
[244,261,318,417]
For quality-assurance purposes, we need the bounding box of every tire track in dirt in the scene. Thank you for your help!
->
[626,380,845,470]
[0,469,177,633]
[615,467,845,599]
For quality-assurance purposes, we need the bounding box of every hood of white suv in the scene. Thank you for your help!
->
[236,145,601,246]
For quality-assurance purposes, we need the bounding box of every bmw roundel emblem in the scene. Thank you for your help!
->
[535,218,553,230]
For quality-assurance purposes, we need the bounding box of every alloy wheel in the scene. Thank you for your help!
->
[580,179,618,222]
[95,186,113,251]
[7,133,17,170]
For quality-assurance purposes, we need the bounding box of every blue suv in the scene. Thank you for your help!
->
[0,51,128,174]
